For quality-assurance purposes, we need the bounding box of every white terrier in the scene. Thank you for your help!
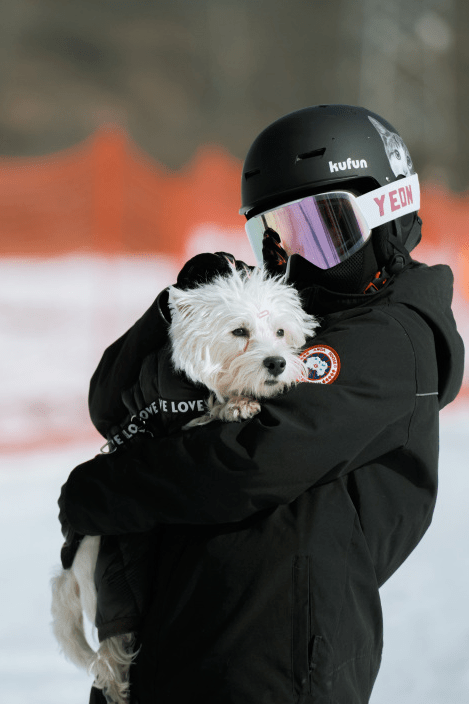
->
[51,266,319,704]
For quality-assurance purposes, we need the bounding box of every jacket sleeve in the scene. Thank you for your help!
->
[88,253,254,437]
[88,289,171,437]
[60,307,425,535]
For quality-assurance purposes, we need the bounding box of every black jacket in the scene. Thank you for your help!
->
[60,261,464,704]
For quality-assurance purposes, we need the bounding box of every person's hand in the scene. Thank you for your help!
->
[176,252,253,290]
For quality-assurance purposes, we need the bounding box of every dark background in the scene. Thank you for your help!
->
[0,0,464,189]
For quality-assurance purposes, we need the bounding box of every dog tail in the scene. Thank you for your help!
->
[50,567,97,672]
[92,633,139,704]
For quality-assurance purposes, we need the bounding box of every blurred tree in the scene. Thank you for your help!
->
[0,0,465,190]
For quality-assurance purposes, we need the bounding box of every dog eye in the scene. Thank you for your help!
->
[232,327,249,337]
[276,329,285,337]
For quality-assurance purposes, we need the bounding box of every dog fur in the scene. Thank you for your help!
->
[50,267,319,703]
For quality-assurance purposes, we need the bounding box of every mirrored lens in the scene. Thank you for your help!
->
[245,192,371,270]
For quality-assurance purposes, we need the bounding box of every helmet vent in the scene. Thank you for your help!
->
[295,148,326,163]
[244,168,261,180]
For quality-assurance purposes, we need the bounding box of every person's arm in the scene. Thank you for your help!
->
[89,253,253,438]
[89,289,170,437]
[60,308,419,535]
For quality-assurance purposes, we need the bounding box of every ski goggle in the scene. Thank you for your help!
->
[245,173,420,269]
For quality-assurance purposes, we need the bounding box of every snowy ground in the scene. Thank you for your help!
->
[1,255,468,704]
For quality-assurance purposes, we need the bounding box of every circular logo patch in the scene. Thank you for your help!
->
[298,345,341,384]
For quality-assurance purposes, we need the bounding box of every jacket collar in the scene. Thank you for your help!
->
[300,278,396,317]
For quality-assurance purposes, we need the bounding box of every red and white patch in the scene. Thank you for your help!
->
[298,345,341,384]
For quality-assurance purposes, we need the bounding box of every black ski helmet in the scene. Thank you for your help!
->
[240,104,422,269]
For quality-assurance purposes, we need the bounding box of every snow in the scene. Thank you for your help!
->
[372,407,469,703]
[0,255,468,703]
[0,254,180,451]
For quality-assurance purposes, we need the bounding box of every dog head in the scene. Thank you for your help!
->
[168,267,319,399]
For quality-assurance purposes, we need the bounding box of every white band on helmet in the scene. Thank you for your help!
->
[356,173,420,231]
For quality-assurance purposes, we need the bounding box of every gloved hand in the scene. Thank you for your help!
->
[176,251,254,290]
[58,490,84,569]
[154,251,253,335]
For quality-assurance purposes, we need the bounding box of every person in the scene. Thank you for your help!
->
[58,104,465,704]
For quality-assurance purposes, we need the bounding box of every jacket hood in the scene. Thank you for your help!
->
[302,261,465,409]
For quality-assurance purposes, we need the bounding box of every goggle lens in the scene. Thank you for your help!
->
[245,191,370,270]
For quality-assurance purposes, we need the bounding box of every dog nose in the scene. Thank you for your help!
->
[263,356,286,377]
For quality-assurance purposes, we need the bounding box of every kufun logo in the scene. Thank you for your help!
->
[329,158,368,173]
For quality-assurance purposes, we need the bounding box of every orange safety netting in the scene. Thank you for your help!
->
[0,126,242,261]
[0,124,467,302]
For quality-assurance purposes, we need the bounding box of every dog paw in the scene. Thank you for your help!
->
[183,396,261,425]
[217,396,261,422]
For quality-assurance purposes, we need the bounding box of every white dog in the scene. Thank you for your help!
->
[51,266,319,704]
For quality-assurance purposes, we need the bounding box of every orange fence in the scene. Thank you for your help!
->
[0,126,243,261]
[0,124,468,290]
[0,124,467,350]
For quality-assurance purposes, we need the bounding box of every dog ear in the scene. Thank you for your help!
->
[167,285,194,318]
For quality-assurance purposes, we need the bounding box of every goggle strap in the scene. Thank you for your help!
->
[356,174,420,231]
